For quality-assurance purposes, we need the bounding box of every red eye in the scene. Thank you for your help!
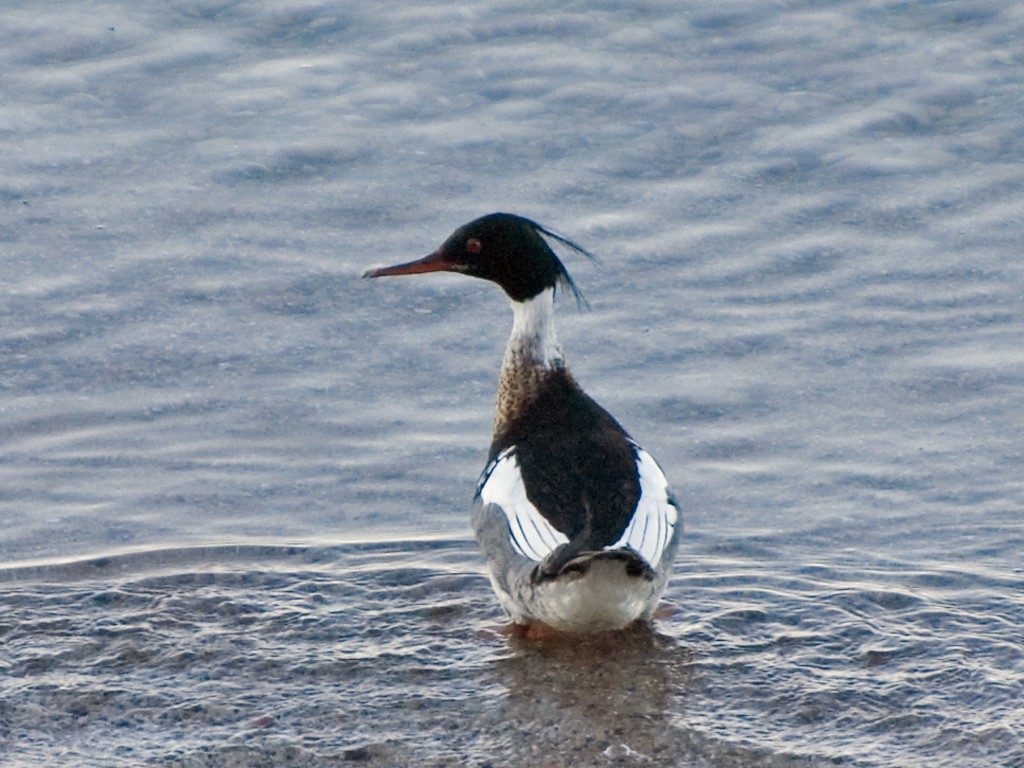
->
[466,238,481,254]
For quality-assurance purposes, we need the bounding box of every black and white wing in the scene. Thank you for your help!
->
[477,444,678,568]
[607,446,679,567]
[477,447,569,562]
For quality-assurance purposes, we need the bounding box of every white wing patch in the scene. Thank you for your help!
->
[609,447,678,567]
[478,448,568,562]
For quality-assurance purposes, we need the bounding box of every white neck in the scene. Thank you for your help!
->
[503,287,563,370]
[493,288,568,439]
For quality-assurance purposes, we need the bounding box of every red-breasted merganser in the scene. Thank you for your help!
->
[364,213,680,634]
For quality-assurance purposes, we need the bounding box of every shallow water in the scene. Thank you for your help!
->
[3,539,1021,767]
[3,0,1024,765]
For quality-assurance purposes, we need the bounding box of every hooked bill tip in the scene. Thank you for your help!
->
[360,251,456,280]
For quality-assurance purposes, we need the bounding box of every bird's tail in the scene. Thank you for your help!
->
[531,545,655,584]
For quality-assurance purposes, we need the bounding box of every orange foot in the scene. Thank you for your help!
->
[477,620,562,642]
[652,602,679,620]
[515,621,562,641]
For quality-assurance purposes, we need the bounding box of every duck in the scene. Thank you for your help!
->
[364,212,680,634]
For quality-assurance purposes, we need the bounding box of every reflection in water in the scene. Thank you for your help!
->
[2,541,1022,767]
[493,626,696,764]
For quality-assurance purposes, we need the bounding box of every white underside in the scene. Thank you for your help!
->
[491,558,658,633]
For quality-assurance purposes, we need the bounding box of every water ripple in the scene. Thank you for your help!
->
[0,540,1020,767]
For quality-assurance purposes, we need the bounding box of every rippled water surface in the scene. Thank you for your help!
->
[3,0,1023,766]
[3,540,1021,767]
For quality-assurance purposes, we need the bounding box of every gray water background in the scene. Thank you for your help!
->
[2,1,1023,766]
